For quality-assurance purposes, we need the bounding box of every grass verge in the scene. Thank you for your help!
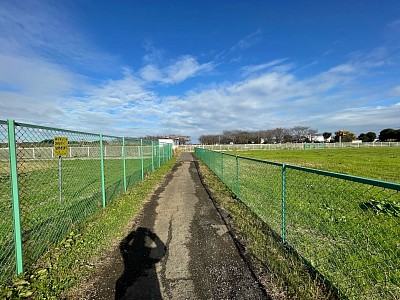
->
[0,156,176,300]
[196,158,341,300]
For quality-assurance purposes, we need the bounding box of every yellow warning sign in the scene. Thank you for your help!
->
[54,136,68,156]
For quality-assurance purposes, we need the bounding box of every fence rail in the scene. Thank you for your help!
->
[0,145,156,160]
[179,141,400,152]
[0,119,173,285]
[195,147,400,300]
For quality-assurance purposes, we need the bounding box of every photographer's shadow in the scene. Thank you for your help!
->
[115,227,166,300]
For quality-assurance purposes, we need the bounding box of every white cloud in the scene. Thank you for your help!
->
[391,86,400,96]
[230,28,262,52]
[139,55,214,84]
[240,58,288,77]
[0,1,116,71]
[0,1,397,142]
[154,52,398,140]
[0,53,84,97]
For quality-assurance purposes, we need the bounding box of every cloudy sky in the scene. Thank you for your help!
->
[1,0,399,142]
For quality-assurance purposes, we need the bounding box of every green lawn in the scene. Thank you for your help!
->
[229,147,400,183]
[0,156,155,284]
[196,148,400,300]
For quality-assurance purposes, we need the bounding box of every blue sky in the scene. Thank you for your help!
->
[0,0,399,142]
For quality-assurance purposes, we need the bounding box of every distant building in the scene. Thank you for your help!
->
[158,135,191,149]
[158,138,175,149]
[312,135,332,143]
[161,135,191,146]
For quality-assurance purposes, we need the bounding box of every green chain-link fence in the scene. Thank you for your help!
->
[0,121,14,284]
[195,147,400,300]
[0,120,173,285]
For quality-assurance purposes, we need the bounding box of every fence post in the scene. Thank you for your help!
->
[221,153,224,182]
[7,119,24,275]
[282,163,287,244]
[162,144,164,164]
[122,137,127,192]
[99,134,106,207]
[235,155,239,198]
[151,141,154,172]
[140,139,144,180]
[158,143,161,168]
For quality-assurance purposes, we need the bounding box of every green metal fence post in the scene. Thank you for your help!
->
[140,139,144,180]
[7,119,24,275]
[158,143,161,168]
[221,153,224,182]
[235,155,239,198]
[161,144,164,164]
[282,163,287,244]
[151,141,154,172]
[122,137,127,192]
[166,144,169,161]
[99,134,106,207]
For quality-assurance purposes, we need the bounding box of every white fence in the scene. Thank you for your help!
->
[0,146,154,160]
[178,142,400,152]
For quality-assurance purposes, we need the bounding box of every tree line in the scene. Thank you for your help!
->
[199,127,400,145]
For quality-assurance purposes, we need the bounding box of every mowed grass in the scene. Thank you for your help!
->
[197,148,400,300]
[229,147,400,183]
[0,156,158,284]
[0,156,176,299]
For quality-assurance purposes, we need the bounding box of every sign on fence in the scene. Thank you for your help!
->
[54,136,68,156]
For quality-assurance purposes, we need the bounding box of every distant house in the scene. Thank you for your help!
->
[161,135,191,146]
[312,135,332,143]
[158,138,175,148]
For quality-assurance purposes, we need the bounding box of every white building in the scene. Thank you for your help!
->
[158,139,176,149]
[312,135,332,143]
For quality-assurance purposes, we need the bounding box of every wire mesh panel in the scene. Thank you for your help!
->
[238,157,282,234]
[0,120,175,285]
[125,139,143,189]
[142,141,153,176]
[220,154,236,193]
[212,152,223,180]
[286,167,400,300]
[195,148,400,300]
[102,136,124,204]
[14,122,102,270]
[0,121,15,283]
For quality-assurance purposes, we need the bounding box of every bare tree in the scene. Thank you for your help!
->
[290,126,317,142]
[272,127,288,143]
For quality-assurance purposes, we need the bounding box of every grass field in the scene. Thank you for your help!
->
[0,156,159,284]
[229,147,400,183]
[196,147,400,300]
[0,156,177,299]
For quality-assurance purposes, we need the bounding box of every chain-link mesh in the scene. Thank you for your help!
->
[142,141,154,176]
[220,154,236,193]
[14,123,102,269]
[103,136,124,204]
[125,139,144,189]
[0,121,15,283]
[0,120,173,285]
[286,167,400,300]
[195,147,400,300]
[238,157,282,234]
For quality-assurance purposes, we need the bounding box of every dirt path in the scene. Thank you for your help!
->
[75,152,268,299]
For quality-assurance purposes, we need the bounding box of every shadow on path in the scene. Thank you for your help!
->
[115,227,166,300]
